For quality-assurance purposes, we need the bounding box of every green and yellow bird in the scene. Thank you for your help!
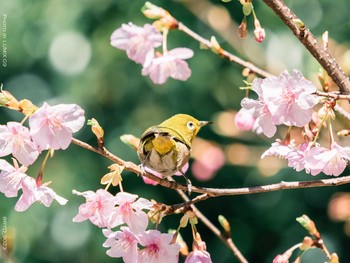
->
[137,114,210,190]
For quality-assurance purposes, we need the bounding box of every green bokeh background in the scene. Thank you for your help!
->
[1,0,350,262]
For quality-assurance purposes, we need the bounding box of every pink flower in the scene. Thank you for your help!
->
[112,192,153,233]
[142,48,194,84]
[15,176,68,212]
[103,227,139,263]
[241,70,317,138]
[261,139,295,159]
[72,189,118,228]
[234,108,256,131]
[111,23,162,67]
[0,122,39,166]
[185,249,212,263]
[286,143,328,176]
[0,159,27,197]
[29,103,85,151]
[241,79,277,138]
[286,143,310,172]
[262,70,317,127]
[306,142,350,176]
[138,230,180,263]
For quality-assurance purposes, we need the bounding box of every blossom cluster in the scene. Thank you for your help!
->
[72,189,212,263]
[234,69,350,177]
[73,189,180,263]
[263,140,350,177]
[0,102,85,211]
[110,23,193,85]
[239,69,318,138]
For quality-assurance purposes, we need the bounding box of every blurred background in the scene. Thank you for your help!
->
[1,0,350,262]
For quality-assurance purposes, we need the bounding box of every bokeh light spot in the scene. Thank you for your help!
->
[49,31,91,75]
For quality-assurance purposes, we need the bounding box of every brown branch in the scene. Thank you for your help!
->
[71,138,350,197]
[315,90,350,100]
[262,0,350,95]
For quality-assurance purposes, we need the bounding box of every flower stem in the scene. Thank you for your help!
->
[37,149,52,186]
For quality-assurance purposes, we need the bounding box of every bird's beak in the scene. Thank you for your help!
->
[199,120,212,127]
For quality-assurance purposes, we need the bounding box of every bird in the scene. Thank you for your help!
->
[137,114,210,192]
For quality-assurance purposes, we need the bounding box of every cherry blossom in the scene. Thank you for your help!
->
[241,79,277,138]
[261,139,295,159]
[103,227,139,263]
[15,176,68,212]
[306,142,350,176]
[0,159,28,197]
[241,70,318,138]
[0,122,40,166]
[72,189,118,228]
[262,69,317,127]
[138,230,180,263]
[111,23,162,67]
[112,192,153,233]
[29,102,85,151]
[142,48,194,84]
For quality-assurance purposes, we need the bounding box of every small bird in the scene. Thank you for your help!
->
[137,114,210,192]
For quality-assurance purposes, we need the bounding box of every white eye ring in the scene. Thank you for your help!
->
[187,121,195,130]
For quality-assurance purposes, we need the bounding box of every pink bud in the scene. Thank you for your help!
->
[234,108,255,131]
[253,19,265,43]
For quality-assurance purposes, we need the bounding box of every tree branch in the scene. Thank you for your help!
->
[262,0,350,95]
[71,138,350,197]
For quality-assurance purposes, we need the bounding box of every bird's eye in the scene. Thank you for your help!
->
[187,121,195,130]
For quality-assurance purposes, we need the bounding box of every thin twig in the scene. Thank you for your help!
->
[177,22,271,79]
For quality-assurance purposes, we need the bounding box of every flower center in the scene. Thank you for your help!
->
[120,202,132,216]
[148,243,160,255]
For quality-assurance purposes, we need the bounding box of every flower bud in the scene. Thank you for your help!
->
[254,19,265,43]
[0,92,8,106]
[296,214,320,238]
[1,90,20,110]
[19,99,38,116]
[322,31,329,49]
[234,108,255,131]
[142,2,168,19]
[218,215,231,235]
[88,118,104,147]
[210,36,222,54]
[238,18,248,39]
[292,19,305,30]
[300,236,314,250]
[330,253,339,263]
